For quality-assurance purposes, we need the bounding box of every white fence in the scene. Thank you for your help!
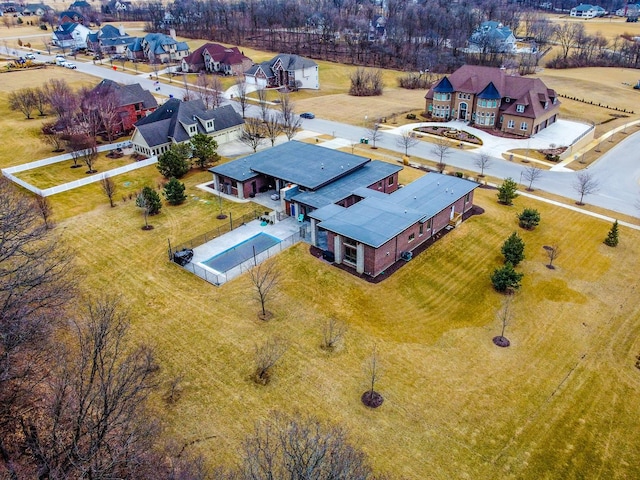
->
[0,142,158,197]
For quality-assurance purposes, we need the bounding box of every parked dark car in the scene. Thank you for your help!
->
[300,112,315,119]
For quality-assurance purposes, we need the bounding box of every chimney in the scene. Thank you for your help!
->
[119,24,125,36]
[169,28,177,40]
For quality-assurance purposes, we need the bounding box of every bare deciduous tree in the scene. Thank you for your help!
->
[263,112,283,146]
[573,171,599,205]
[431,136,451,172]
[234,78,249,118]
[101,175,117,207]
[493,295,513,347]
[248,261,279,320]
[43,79,78,127]
[522,165,543,191]
[42,121,64,152]
[82,142,99,174]
[474,152,492,177]
[237,413,377,479]
[366,122,382,149]
[195,74,223,109]
[34,194,53,229]
[278,93,301,141]
[554,22,585,60]
[349,67,383,96]
[321,318,347,351]
[8,87,37,119]
[253,337,287,385]
[239,117,265,152]
[256,87,269,121]
[545,244,560,269]
[362,345,383,408]
[396,129,419,156]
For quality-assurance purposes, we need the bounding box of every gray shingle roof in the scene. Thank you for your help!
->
[93,79,157,109]
[246,53,317,79]
[211,142,370,189]
[292,160,402,209]
[316,173,478,247]
[135,99,243,147]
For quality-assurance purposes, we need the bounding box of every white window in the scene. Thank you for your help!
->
[419,224,424,236]
[408,233,415,242]
[344,242,357,264]
[489,113,495,125]
[507,120,515,129]
[520,122,528,131]
[516,104,525,113]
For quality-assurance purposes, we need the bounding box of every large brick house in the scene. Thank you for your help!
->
[181,43,252,75]
[89,79,157,134]
[210,142,477,277]
[425,65,561,137]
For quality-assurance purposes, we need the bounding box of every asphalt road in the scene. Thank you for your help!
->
[4,47,639,218]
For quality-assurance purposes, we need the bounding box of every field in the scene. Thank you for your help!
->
[1,24,640,478]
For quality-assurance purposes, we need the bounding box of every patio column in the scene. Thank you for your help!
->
[310,218,317,245]
[237,182,245,200]
[334,235,342,264]
[213,175,220,192]
[356,243,364,274]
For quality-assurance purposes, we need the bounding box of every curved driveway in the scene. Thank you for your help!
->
[4,47,639,218]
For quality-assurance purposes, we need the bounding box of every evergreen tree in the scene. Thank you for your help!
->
[190,134,219,169]
[517,208,541,230]
[163,177,187,205]
[157,143,191,179]
[491,263,524,293]
[501,232,525,266]
[497,178,519,205]
[604,220,619,247]
[140,186,162,215]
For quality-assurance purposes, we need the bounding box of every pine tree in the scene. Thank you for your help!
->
[497,178,519,205]
[163,177,186,205]
[157,144,191,179]
[491,262,524,293]
[604,220,619,247]
[501,232,525,266]
[140,186,162,215]
[517,208,540,230]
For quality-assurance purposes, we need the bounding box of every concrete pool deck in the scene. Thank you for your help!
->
[190,215,304,281]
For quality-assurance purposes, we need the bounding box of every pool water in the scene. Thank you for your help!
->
[202,233,281,272]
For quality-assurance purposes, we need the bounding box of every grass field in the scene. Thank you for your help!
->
[1,24,640,478]
[52,182,640,479]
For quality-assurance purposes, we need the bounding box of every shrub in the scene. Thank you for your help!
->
[491,263,523,293]
[501,232,525,266]
[497,178,519,205]
[406,113,417,120]
[455,171,464,178]
[517,208,540,230]
[349,68,383,96]
[40,24,48,30]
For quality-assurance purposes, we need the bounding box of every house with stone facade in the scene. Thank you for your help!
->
[244,54,319,90]
[425,65,561,137]
[181,43,252,75]
[210,142,477,278]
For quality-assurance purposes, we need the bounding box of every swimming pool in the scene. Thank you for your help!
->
[202,232,281,272]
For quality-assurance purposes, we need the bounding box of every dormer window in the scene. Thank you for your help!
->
[516,104,525,113]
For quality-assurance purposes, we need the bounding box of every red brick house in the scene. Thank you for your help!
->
[425,65,560,137]
[181,43,252,75]
[211,142,478,278]
[90,79,158,134]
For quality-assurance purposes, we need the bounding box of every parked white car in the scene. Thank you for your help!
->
[25,53,35,60]
[63,62,77,69]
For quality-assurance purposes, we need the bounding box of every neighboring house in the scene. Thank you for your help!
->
[570,4,606,17]
[23,3,50,16]
[210,141,477,278]
[130,99,244,157]
[69,0,91,11]
[181,43,252,75]
[140,32,189,64]
[58,10,84,24]
[368,15,386,41]
[469,21,516,53]
[425,65,561,137]
[616,3,640,16]
[89,79,158,134]
[125,37,145,61]
[244,54,319,90]
[52,22,92,50]
[86,24,135,55]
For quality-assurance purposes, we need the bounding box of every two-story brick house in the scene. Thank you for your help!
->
[425,65,561,137]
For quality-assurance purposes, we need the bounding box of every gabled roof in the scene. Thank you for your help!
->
[183,43,250,67]
[316,173,478,248]
[425,65,560,118]
[246,53,316,79]
[97,24,125,39]
[210,142,370,190]
[142,33,189,55]
[92,79,157,110]
[135,99,243,147]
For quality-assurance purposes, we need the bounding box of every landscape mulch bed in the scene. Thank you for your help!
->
[309,205,485,284]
